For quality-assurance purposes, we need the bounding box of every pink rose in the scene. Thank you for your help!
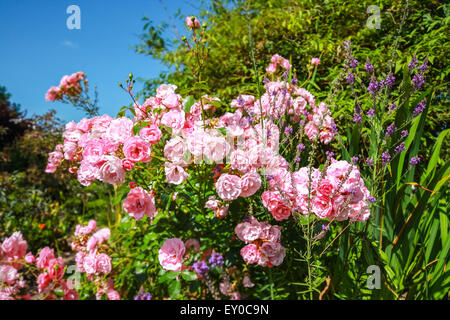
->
[0,265,19,285]
[161,109,185,133]
[158,238,185,272]
[25,252,35,264]
[215,174,241,201]
[140,125,162,144]
[240,244,261,264]
[37,273,51,292]
[266,63,277,74]
[229,149,251,173]
[122,158,135,171]
[98,155,125,185]
[240,172,261,197]
[82,139,105,164]
[235,222,261,243]
[95,253,112,274]
[123,187,157,220]
[36,247,55,269]
[317,179,334,197]
[45,163,57,173]
[311,194,332,218]
[46,257,65,280]
[107,289,121,300]
[261,191,292,221]
[205,196,220,210]
[77,160,99,186]
[203,135,230,163]
[77,118,93,132]
[164,136,188,165]
[280,58,291,70]
[105,117,133,144]
[162,93,181,109]
[165,162,189,185]
[184,239,200,252]
[260,241,286,267]
[83,253,98,275]
[123,136,152,163]
[215,205,229,218]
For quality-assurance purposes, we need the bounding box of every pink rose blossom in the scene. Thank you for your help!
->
[240,244,261,264]
[95,253,112,274]
[123,136,152,163]
[98,155,125,185]
[240,172,261,197]
[105,117,133,144]
[140,125,162,144]
[123,187,157,220]
[215,174,241,201]
[311,57,320,66]
[158,238,185,272]
[165,162,189,185]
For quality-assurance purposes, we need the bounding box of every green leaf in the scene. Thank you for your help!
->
[181,270,198,281]
[182,95,195,113]
[158,271,180,283]
[168,279,181,299]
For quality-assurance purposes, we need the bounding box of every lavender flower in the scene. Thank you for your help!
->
[349,58,358,69]
[284,126,293,136]
[346,71,355,85]
[325,151,335,159]
[134,293,152,300]
[384,73,395,87]
[410,156,421,165]
[408,55,418,73]
[353,114,362,123]
[368,196,377,203]
[291,77,298,85]
[389,103,397,111]
[413,99,426,116]
[321,224,330,231]
[282,71,289,80]
[351,156,359,164]
[297,143,306,152]
[193,261,209,275]
[418,56,429,73]
[365,58,374,73]
[365,158,374,166]
[367,109,375,118]
[263,77,270,85]
[208,253,224,268]
[401,130,409,138]
[295,157,301,163]
[412,73,425,90]
[395,142,406,154]
[368,78,379,95]
[385,123,396,138]
[381,152,391,165]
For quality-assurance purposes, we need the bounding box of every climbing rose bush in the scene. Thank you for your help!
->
[37,49,376,300]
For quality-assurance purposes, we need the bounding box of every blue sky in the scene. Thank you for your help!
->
[0,0,202,122]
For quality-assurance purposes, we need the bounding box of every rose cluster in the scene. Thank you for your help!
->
[45,114,158,187]
[235,216,286,267]
[71,220,120,300]
[262,159,371,222]
[45,71,86,101]
[0,232,78,300]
